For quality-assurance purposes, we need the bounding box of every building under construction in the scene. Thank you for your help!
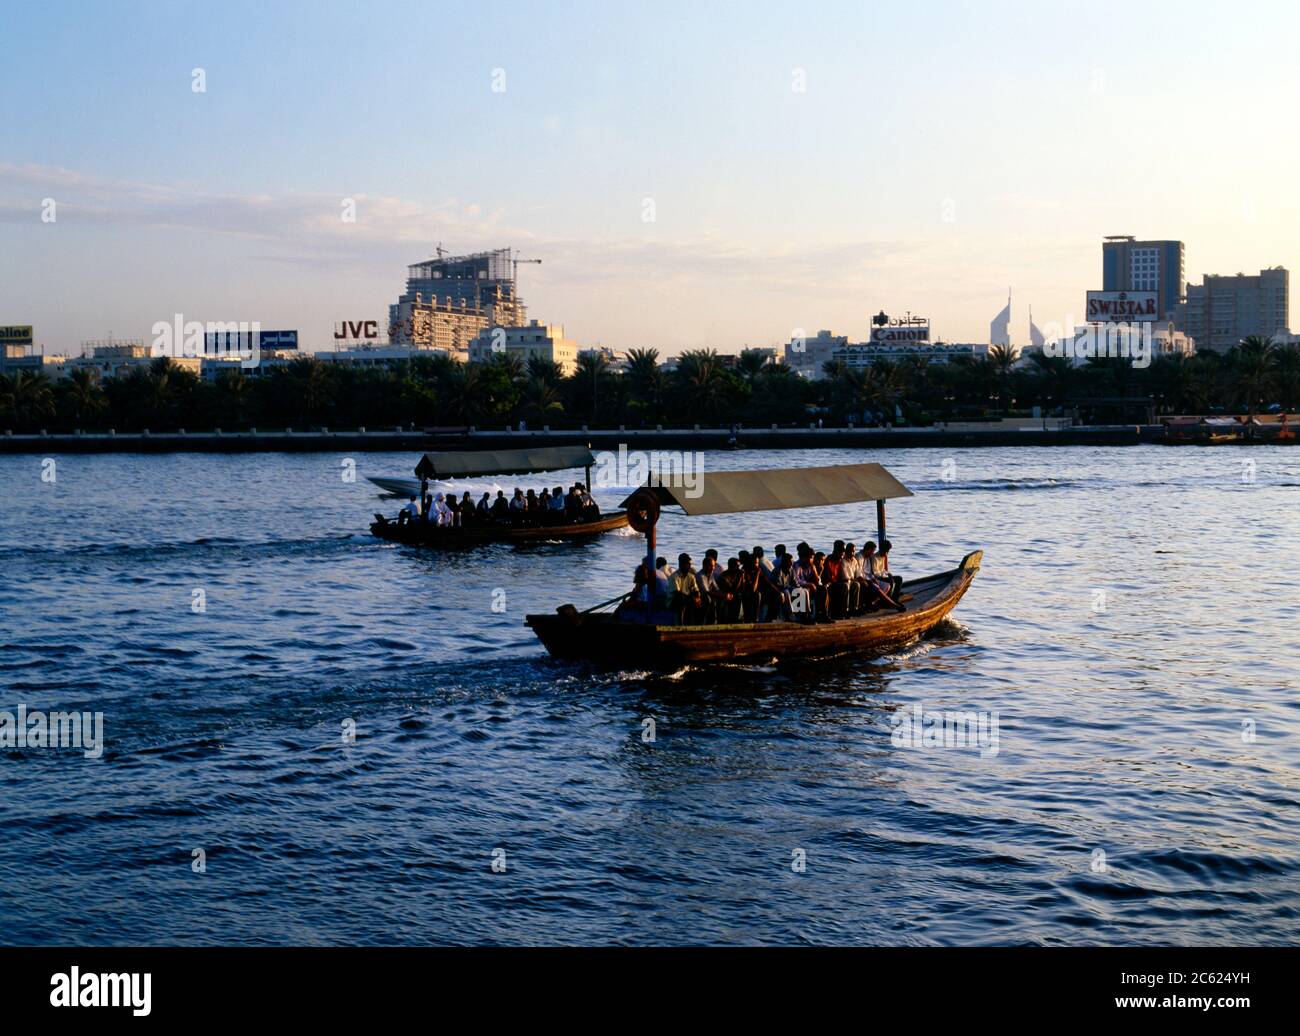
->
[387,247,530,357]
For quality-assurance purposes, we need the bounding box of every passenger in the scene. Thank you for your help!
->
[524,488,539,524]
[753,546,773,580]
[539,487,551,515]
[843,542,868,615]
[399,495,420,525]
[773,553,806,619]
[737,551,767,622]
[459,491,475,525]
[565,485,584,522]
[862,540,905,612]
[444,493,460,527]
[695,554,722,624]
[491,490,510,522]
[878,540,904,603]
[477,491,492,521]
[824,541,849,619]
[549,486,566,516]
[669,553,703,625]
[653,556,673,609]
[793,545,828,621]
[509,488,527,525]
[716,558,745,623]
[432,492,452,526]
[580,487,600,522]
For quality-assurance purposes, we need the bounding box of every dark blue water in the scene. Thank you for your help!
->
[2,446,1298,945]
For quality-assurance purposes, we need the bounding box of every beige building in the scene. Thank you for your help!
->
[468,321,579,375]
[1179,268,1289,353]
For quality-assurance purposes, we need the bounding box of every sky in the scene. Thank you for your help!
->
[2,0,1299,356]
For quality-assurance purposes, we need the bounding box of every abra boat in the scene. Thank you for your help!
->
[368,444,628,546]
[526,462,982,666]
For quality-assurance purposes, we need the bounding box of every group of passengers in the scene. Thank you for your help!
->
[398,484,601,528]
[620,540,905,625]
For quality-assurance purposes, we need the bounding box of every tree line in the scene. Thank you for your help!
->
[2,338,1297,434]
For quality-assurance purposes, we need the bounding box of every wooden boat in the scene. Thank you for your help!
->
[526,462,982,666]
[368,444,629,546]
[528,551,981,665]
[372,508,628,545]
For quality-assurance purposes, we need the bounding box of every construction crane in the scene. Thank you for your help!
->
[511,251,541,279]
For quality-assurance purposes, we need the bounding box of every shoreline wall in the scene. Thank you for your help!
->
[0,425,1190,453]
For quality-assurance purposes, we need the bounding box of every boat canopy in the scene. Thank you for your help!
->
[414,445,595,480]
[619,462,913,517]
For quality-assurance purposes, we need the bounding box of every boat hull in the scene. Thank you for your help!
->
[526,551,982,666]
[370,510,629,546]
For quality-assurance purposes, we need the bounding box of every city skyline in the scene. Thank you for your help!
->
[3,0,1299,355]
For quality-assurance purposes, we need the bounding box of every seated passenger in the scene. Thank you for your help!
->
[477,492,492,520]
[773,553,806,619]
[432,492,452,526]
[793,545,827,621]
[459,491,475,525]
[878,539,903,602]
[549,486,566,516]
[524,488,539,524]
[491,490,510,521]
[695,554,722,624]
[444,493,460,527]
[399,495,420,525]
[653,556,673,609]
[716,558,745,623]
[508,488,527,525]
[565,485,584,522]
[669,553,703,625]
[861,541,904,612]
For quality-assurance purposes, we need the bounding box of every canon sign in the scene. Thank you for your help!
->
[1086,291,1158,322]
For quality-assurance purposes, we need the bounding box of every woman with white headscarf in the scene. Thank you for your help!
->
[433,492,452,526]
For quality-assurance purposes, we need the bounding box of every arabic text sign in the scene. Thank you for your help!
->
[1086,291,1158,322]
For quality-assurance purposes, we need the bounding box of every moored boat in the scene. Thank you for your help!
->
[526,462,981,666]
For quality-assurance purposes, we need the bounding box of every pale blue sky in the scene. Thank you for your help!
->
[3,0,1298,354]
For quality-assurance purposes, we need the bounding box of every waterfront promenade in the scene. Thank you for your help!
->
[0,423,1180,453]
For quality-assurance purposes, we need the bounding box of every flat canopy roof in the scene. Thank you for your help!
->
[415,445,594,480]
[619,462,912,516]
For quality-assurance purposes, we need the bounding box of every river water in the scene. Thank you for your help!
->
[1,445,1297,945]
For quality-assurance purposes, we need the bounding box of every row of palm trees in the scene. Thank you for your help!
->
[3,338,1298,433]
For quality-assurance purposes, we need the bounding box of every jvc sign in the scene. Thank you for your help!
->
[334,320,380,341]
[1086,291,1159,322]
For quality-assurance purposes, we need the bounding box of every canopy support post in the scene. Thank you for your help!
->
[876,499,886,545]
[585,465,592,494]
[645,520,656,615]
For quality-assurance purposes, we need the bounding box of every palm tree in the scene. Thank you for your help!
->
[674,349,730,422]
[735,348,770,382]
[214,368,251,426]
[572,351,612,421]
[625,347,664,422]
[0,369,55,430]
[61,368,105,426]
[285,355,333,425]
[526,354,564,387]
[1229,336,1276,416]
[1271,343,1300,412]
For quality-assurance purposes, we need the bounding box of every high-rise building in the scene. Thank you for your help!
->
[388,248,527,351]
[1179,268,1289,353]
[1102,236,1185,321]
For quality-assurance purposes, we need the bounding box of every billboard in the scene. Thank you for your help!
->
[203,328,297,354]
[1086,291,1159,322]
[334,320,381,341]
[0,325,33,346]
[869,312,930,343]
